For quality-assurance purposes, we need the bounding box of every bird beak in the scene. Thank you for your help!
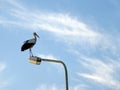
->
[36,34,40,38]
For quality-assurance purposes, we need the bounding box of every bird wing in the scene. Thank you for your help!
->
[23,38,35,44]
[21,39,35,51]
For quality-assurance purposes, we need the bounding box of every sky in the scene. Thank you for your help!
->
[0,0,120,90]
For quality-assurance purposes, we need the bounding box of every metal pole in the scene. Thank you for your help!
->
[41,58,69,90]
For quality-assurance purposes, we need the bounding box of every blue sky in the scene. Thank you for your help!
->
[0,0,120,90]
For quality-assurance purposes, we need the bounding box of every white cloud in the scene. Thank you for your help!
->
[38,54,58,60]
[0,0,102,47]
[0,63,11,90]
[77,56,120,90]
[38,54,64,73]
[70,84,87,90]
[4,0,119,55]
[0,63,6,73]
[9,0,120,55]
[0,0,25,10]
[1,0,119,48]
[36,84,87,90]
[36,84,60,90]
[12,10,102,45]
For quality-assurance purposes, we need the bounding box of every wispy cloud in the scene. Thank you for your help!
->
[0,0,102,47]
[2,0,119,56]
[36,84,62,90]
[1,0,119,47]
[77,56,120,90]
[0,63,11,90]
[12,10,102,45]
[0,63,6,73]
[38,54,64,73]
[38,54,59,60]
[36,84,87,90]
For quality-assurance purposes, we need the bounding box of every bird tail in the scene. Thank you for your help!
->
[21,47,25,51]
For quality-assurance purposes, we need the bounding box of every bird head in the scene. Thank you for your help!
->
[33,32,40,38]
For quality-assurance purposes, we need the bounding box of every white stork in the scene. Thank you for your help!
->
[21,32,39,57]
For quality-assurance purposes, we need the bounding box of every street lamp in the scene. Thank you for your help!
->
[29,56,69,90]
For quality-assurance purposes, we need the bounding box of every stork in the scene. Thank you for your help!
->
[21,32,39,57]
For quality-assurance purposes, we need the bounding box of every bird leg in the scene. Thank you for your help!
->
[29,48,33,57]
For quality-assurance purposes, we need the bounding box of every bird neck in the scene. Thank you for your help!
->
[34,35,37,41]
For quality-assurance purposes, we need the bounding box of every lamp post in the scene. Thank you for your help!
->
[29,56,69,90]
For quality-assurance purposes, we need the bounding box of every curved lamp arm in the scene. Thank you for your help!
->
[29,56,69,90]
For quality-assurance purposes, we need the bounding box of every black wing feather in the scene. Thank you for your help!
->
[21,41,34,51]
